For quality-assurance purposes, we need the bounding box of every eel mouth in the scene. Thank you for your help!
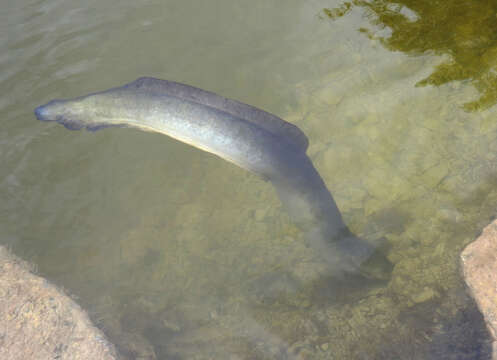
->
[34,99,63,122]
[34,105,48,121]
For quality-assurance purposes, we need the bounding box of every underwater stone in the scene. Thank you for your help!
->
[411,287,438,304]
[317,86,343,106]
[254,208,267,221]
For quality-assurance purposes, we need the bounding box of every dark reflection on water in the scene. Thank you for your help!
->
[323,0,497,111]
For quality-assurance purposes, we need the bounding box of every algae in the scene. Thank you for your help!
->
[323,0,497,111]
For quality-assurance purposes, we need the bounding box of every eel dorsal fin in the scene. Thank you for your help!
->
[125,77,309,152]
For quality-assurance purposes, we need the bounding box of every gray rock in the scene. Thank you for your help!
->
[0,246,119,360]
[461,221,497,359]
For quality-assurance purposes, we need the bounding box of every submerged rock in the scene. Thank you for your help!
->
[461,221,497,359]
[0,246,119,360]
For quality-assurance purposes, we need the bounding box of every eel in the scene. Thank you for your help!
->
[35,77,389,276]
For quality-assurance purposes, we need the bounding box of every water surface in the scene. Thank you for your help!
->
[1,0,496,358]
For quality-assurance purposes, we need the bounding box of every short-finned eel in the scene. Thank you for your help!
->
[35,77,390,276]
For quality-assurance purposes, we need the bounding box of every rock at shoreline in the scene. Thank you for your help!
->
[0,246,119,360]
[461,221,497,360]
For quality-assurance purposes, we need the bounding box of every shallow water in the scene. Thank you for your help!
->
[2,0,496,358]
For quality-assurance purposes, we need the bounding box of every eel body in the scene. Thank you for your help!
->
[35,77,378,273]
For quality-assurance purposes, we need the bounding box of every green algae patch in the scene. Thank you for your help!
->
[323,0,497,111]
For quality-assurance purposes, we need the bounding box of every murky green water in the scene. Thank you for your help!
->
[2,0,496,358]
